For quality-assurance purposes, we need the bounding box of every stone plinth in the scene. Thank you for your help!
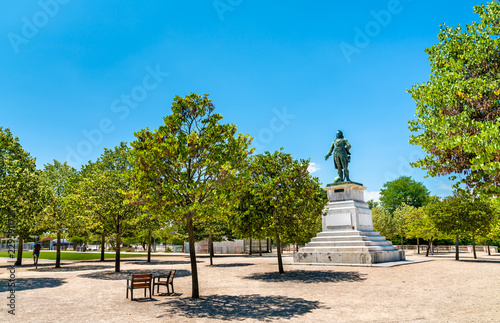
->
[294,182,405,265]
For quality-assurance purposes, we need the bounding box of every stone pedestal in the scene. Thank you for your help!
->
[294,182,405,265]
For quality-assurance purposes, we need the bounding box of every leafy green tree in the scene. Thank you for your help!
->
[392,204,417,247]
[408,1,500,196]
[404,203,445,255]
[427,193,495,259]
[0,128,43,265]
[74,143,140,271]
[39,160,77,268]
[379,176,430,214]
[366,200,379,209]
[233,150,325,274]
[128,93,252,298]
[66,160,113,261]
[372,206,396,241]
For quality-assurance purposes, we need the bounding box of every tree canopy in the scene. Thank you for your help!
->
[379,176,430,213]
[232,150,326,274]
[408,1,500,196]
[128,93,252,298]
[0,127,43,265]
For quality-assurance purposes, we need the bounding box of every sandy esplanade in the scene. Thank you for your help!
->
[1,251,499,322]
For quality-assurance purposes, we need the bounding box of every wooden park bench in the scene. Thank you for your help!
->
[126,273,152,301]
[153,270,176,295]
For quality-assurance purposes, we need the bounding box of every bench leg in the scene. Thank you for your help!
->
[131,289,133,301]
[126,286,128,299]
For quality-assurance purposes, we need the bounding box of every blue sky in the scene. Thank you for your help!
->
[0,0,485,200]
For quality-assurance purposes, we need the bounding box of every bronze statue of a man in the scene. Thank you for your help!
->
[325,130,351,182]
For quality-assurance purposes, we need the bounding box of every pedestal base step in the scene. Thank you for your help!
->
[294,250,405,264]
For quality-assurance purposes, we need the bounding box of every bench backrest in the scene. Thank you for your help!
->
[168,270,176,284]
[131,274,152,289]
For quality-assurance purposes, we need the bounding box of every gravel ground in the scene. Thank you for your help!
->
[1,251,499,322]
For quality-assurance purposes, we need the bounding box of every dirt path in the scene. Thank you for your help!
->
[1,252,499,322]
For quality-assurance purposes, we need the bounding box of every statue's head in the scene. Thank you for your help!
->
[336,130,343,139]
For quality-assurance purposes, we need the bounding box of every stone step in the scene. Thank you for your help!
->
[305,240,393,247]
[310,236,388,242]
[299,245,399,253]
[316,231,381,237]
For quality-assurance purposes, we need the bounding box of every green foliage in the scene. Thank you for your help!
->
[0,128,44,265]
[408,1,500,196]
[231,150,326,273]
[392,204,417,243]
[128,93,252,297]
[379,176,430,213]
[427,193,496,239]
[366,199,379,209]
[68,142,141,271]
[372,206,396,240]
[39,160,78,267]
[69,236,85,246]
[405,204,444,241]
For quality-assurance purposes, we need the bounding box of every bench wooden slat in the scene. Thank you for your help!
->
[132,274,152,278]
[133,278,151,283]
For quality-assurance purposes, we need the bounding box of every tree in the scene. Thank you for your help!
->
[66,160,113,261]
[408,1,500,196]
[392,204,416,247]
[427,193,495,260]
[39,160,77,268]
[233,150,326,274]
[73,143,140,271]
[0,128,43,266]
[128,93,252,298]
[379,176,430,214]
[405,203,445,256]
[372,206,396,241]
[366,199,379,209]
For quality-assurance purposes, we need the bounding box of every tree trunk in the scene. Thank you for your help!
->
[209,229,214,266]
[147,230,152,263]
[55,231,61,268]
[425,237,432,257]
[187,214,199,298]
[249,237,252,255]
[400,236,403,249]
[15,233,23,266]
[115,225,121,272]
[417,237,420,254]
[455,234,459,261]
[275,230,284,274]
[295,244,298,252]
[100,232,105,261]
[487,240,491,256]
[472,235,477,259]
[259,239,262,257]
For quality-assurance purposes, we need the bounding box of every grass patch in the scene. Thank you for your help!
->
[0,251,169,261]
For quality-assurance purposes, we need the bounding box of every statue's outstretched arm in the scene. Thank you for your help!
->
[325,142,334,160]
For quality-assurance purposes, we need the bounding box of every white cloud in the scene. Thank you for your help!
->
[307,162,320,173]
[364,191,381,203]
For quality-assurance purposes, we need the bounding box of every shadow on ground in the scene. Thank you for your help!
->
[126,260,195,265]
[208,263,253,268]
[0,277,66,292]
[155,294,328,321]
[28,264,114,272]
[244,270,367,284]
[460,258,500,264]
[79,269,191,280]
